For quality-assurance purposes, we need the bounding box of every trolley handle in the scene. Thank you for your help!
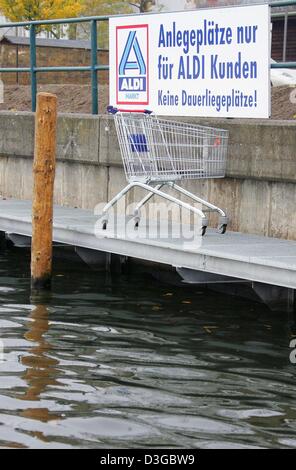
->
[107,105,153,115]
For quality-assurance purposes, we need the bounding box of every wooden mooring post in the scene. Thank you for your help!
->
[31,93,57,291]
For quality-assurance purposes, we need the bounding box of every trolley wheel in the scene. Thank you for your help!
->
[218,223,227,234]
[102,221,107,230]
[201,226,207,236]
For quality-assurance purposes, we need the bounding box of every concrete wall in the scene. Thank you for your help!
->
[0,111,295,240]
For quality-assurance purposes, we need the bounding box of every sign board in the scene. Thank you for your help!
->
[109,4,271,118]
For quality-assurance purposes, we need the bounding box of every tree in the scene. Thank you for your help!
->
[81,1,156,16]
[81,0,132,16]
[79,1,159,45]
[78,1,133,45]
[0,1,160,40]
[0,0,83,36]
[128,1,156,12]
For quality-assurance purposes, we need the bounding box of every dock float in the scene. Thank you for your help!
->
[0,198,295,311]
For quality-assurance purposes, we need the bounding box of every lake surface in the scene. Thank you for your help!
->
[0,247,295,449]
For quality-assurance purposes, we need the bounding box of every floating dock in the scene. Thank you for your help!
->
[0,198,295,311]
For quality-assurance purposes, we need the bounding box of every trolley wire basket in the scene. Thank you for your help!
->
[101,107,229,236]
[115,112,228,183]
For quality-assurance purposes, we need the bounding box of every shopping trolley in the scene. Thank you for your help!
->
[101,107,229,236]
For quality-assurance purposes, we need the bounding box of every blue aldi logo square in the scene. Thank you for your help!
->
[116,24,149,106]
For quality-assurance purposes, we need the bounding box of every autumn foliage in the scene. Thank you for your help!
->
[0,0,83,23]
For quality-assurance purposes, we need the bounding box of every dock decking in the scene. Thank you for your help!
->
[0,198,295,290]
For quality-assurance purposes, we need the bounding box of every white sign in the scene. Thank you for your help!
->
[109,4,271,118]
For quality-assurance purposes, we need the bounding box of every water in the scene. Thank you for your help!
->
[0,247,295,449]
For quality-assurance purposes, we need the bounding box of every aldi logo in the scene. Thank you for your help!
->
[116,24,149,105]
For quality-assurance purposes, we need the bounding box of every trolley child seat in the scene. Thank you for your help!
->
[101,107,229,236]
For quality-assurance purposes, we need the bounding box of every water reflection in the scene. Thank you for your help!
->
[20,304,61,423]
[0,249,295,448]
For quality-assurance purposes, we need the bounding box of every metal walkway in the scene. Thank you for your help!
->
[0,198,295,291]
